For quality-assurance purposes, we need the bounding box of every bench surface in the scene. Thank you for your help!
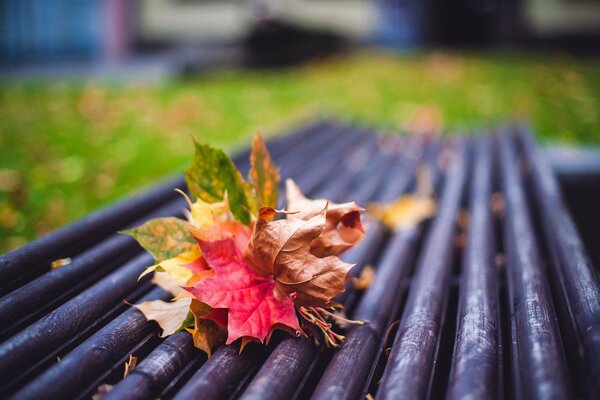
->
[0,119,599,400]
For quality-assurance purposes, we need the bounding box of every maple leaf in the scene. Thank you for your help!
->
[185,300,227,356]
[139,247,208,284]
[245,206,353,307]
[285,179,365,257]
[249,133,279,208]
[187,237,300,344]
[178,190,233,229]
[185,141,256,225]
[134,297,192,338]
[124,217,197,261]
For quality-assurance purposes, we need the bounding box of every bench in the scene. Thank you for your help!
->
[0,120,598,399]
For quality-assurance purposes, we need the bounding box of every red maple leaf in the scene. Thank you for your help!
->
[187,237,300,344]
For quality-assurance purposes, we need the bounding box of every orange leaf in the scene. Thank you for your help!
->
[250,133,280,209]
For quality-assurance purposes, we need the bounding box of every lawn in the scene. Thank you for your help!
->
[1,50,599,253]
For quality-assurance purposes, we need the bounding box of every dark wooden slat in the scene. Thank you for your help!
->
[520,128,600,398]
[311,141,444,399]
[0,176,183,289]
[0,199,186,338]
[312,230,422,399]
[447,135,499,399]
[8,287,170,400]
[276,126,368,209]
[171,342,266,400]
[101,331,202,400]
[277,121,352,179]
[499,132,571,399]
[377,142,468,400]
[0,253,154,391]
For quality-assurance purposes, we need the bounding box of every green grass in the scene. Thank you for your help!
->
[1,50,599,253]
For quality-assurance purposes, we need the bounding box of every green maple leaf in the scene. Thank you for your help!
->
[185,141,255,225]
[123,217,196,261]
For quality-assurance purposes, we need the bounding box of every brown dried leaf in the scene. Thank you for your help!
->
[123,355,137,377]
[285,179,365,257]
[134,297,192,338]
[245,205,353,307]
[51,257,71,269]
[353,265,375,290]
[185,300,227,356]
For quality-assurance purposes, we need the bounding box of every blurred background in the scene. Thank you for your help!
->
[0,0,599,252]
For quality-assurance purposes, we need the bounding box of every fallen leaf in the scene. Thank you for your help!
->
[179,191,232,229]
[456,209,470,231]
[184,141,256,225]
[353,265,375,290]
[185,300,227,356]
[139,247,208,283]
[124,217,197,261]
[368,195,437,231]
[250,133,279,208]
[134,297,192,338]
[92,384,113,400]
[245,206,353,307]
[188,237,300,344]
[285,179,364,257]
[123,355,137,377]
[51,257,71,269]
[191,219,252,254]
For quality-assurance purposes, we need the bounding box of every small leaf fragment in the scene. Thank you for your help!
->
[353,265,375,290]
[51,257,71,269]
[134,297,192,338]
[124,217,197,261]
[123,355,137,377]
[250,133,279,208]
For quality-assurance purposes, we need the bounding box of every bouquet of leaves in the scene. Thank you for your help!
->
[125,135,365,355]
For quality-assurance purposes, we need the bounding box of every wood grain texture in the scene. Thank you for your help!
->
[377,141,468,400]
[499,131,571,399]
[519,127,600,398]
[447,135,499,399]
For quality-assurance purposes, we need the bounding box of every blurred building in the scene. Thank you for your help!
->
[1,0,598,70]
